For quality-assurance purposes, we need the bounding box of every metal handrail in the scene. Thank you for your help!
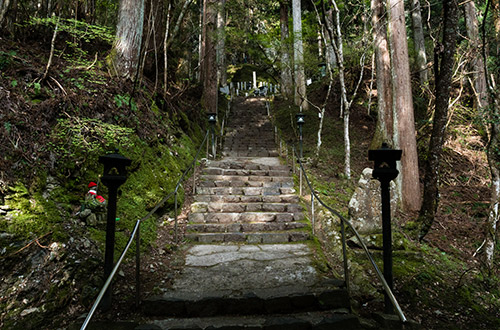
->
[80,130,209,330]
[294,149,407,323]
[267,101,407,323]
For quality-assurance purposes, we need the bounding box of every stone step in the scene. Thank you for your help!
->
[188,211,304,223]
[143,311,361,330]
[195,186,296,196]
[205,160,290,171]
[200,174,293,183]
[187,221,308,233]
[198,179,293,188]
[223,142,276,147]
[191,201,301,213]
[193,194,300,204]
[185,231,310,243]
[68,312,362,330]
[222,150,279,157]
[143,285,350,318]
[202,168,290,177]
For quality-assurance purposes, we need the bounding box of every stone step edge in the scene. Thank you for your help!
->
[137,311,361,330]
[142,288,350,318]
[199,175,293,182]
[193,194,300,203]
[185,231,311,244]
[186,221,309,231]
[201,170,291,178]
[68,313,364,330]
[190,205,302,213]
[188,212,304,223]
[195,187,296,195]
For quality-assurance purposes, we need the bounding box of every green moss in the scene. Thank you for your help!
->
[1,182,65,239]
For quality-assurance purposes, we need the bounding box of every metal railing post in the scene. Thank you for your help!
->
[299,167,303,196]
[174,191,178,244]
[341,219,350,294]
[206,131,209,159]
[135,226,140,308]
[311,193,315,235]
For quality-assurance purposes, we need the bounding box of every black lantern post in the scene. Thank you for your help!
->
[368,142,402,314]
[207,112,217,159]
[98,150,131,311]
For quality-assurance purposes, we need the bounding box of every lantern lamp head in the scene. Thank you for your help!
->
[98,150,132,187]
[368,142,402,182]
[296,113,305,126]
[207,113,217,124]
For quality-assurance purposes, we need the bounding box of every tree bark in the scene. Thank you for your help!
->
[0,0,11,25]
[323,24,337,71]
[216,0,227,88]
[111,0,145,80]
[388,0,421,211]
[465,0,489,110]
[202,0,218,115]
[370,0,393,149]
[410,0,428,85]
[418,0,459,239]
[292,0,307,109]
[483,0,500,267]
[280,0,293,100]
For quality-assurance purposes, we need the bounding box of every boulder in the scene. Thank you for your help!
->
[348,168,397,235]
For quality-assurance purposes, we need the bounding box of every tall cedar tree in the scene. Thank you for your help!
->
[389,0,421,211]
[418,0,459,240]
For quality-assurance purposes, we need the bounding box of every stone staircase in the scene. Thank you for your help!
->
[72,96,362,330]
[185,157,310,244]
[137,97,360,329]
[185,96,311,244]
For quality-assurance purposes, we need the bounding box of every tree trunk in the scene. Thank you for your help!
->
[163,2,171,95]
[280,0,293,100]
[323,24,337,71]
[292,0,307,109]
[199,0,206,84]
[410,0,428,85]
[0,0,11,26]
[370,0,393,149]
[388,0,421,211]
[216,0,227,88]
[202,0,218,115]
[465,0,489,110]
[483,0,500,267]
[111,0,145,80]
[418,0,459,240]
[486,127,500,266]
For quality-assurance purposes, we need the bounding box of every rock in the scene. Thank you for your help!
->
[348,168,397,235]
[20,307,39,317]
[79,208,91,218]
[86,213,97,226]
